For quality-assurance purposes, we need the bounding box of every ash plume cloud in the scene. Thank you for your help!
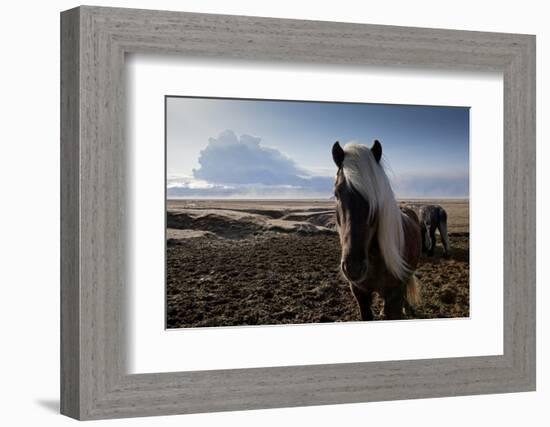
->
[168,130,468,199]
[168,130,333,198]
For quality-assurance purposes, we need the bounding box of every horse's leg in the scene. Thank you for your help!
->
[350,285,373,321]
[421,225,428,253]
[403,298,416,318]
[439,219,450,258]
[383,286,405,320]
[428,226,436,256]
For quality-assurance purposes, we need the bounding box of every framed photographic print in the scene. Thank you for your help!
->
[61,6,536,420]
[164,97,470,328]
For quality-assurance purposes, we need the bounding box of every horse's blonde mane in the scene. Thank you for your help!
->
[342,143,410,281]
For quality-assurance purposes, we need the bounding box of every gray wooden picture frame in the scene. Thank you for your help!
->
[60,5,536,421]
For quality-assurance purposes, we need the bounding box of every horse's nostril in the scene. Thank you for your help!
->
[341,261,349,275]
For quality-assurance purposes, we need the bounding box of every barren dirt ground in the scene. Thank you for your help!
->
[166,199,469,328]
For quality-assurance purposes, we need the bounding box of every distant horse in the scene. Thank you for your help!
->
[419,205,449,257]
[332,140,421,320]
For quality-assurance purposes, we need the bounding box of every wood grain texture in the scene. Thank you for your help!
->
[60,5,536,420]
[60,7,80,419]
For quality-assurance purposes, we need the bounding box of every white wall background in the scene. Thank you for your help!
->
[0,0,546,425]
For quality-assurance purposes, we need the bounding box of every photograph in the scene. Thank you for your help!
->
[165,96,470,328]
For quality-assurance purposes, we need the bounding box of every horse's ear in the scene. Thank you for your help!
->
[371,139,382,163]
[332,141,345,169]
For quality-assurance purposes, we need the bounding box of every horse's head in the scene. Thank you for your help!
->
[332,140,383,283]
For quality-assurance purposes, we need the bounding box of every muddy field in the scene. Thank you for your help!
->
[166,199,469,328]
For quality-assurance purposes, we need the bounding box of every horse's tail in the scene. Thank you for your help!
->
[405,274,421,307]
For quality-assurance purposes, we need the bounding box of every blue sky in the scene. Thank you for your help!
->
[166,96,469,199]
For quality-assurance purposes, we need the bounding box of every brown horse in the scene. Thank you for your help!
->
[332,140,421,320]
